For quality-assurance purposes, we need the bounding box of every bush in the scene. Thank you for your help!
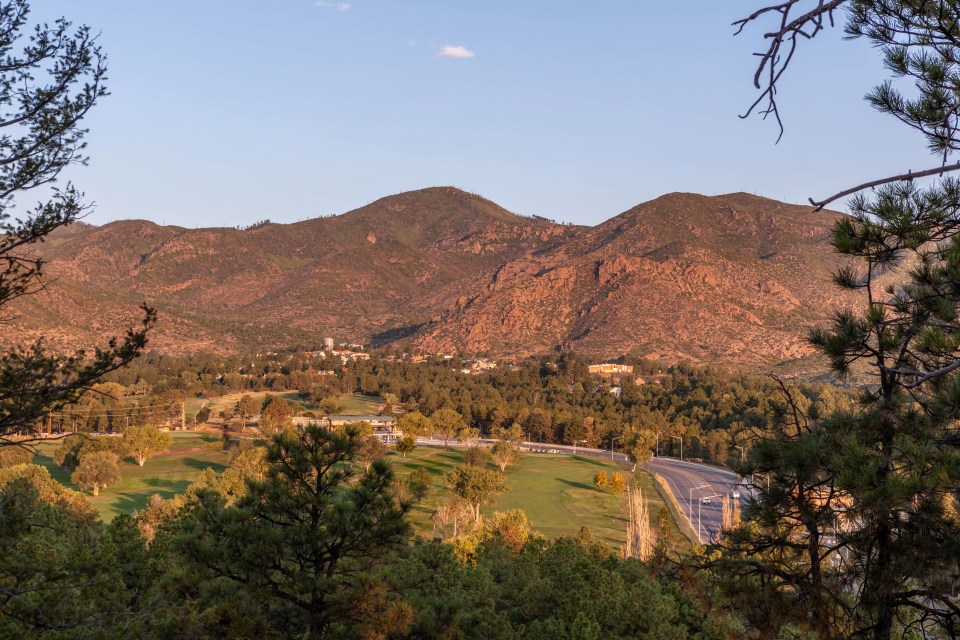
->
[463,445,489,467]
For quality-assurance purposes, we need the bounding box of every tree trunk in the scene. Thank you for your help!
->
[92,485,99,496]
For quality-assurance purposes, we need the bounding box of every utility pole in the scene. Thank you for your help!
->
[698,494,721,544]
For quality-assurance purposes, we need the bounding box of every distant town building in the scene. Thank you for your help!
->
[588,363,634,375]
[323,337,334,350]
[461,359,498,374]
[330,349,369,363]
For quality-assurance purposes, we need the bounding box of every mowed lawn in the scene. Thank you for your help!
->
[34,432,228,522]
[29,433,687,550]
[185,392,383,417]
[389,447,680,548]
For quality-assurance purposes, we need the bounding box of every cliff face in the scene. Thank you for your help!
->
[6,187,856,367]
[412,192,852,365]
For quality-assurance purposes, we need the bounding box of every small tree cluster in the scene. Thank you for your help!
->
[53,434,127,470]
[463,445,489,467]
[259,397,293,436]
[430,408,476,449]
[593,471,625,494]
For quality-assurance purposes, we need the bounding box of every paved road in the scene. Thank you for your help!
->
[646,457,746,544]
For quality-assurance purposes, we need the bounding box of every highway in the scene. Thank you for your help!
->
[646,457,745,544]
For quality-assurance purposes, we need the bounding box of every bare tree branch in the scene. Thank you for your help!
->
[809,161,960,211]
[734,0,848,141]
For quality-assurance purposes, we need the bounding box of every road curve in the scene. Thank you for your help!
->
[646,457,745,544]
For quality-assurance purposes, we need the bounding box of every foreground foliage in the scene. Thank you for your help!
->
[721,1,960,638]
[0,0,154,446]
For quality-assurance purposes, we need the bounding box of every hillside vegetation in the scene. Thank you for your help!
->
[7,187,859,368]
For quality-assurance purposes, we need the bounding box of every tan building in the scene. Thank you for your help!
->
[588,363,634,375]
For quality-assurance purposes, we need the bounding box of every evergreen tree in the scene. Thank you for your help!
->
[0,1,153,447]
[724,2,960,637]
[175,424,410,639]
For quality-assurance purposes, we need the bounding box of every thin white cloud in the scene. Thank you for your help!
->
[315,1,351,10]
[438,45,475,59]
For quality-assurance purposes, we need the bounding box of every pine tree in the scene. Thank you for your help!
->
[176,424,410,639]
[0,0,153,447]
[725,3,960,637]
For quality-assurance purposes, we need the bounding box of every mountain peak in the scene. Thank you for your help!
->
[11,188,854,369]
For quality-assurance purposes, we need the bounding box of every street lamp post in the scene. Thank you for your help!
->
[698,494,721,543]
[573,439,587,455]
[672,436,683,461]
[610,434,622,460]
[689,484,709,524]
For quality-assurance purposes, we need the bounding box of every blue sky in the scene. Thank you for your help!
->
[37,1,931,227]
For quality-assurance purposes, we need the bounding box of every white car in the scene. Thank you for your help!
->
[700,497,711,505]
[731,491,741,499]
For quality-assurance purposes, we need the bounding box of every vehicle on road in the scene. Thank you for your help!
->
[731,491,740,499]
[701,497,712,505]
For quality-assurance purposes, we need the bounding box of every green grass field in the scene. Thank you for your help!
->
[34,432,228,521]
[184,392,383,417]
[389,447,687,548]
[30,434,686,549]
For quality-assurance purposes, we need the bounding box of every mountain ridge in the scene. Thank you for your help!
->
[7,186,856,368]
